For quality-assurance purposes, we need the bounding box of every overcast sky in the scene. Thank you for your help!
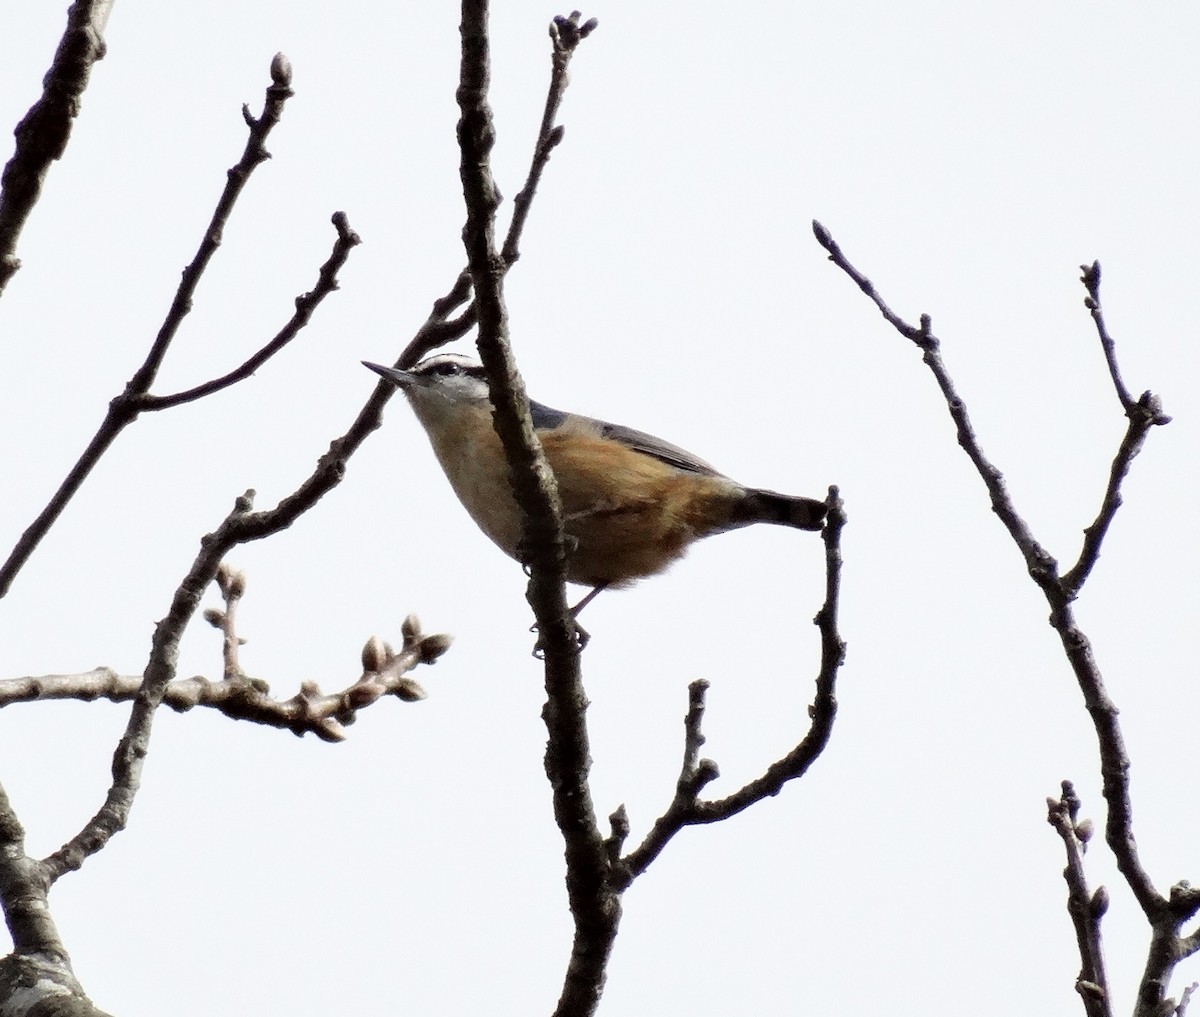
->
[2,3,1197,1015]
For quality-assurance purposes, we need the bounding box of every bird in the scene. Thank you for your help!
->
[363,355,825,617]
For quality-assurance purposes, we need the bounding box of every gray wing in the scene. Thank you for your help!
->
[530,399,726,478]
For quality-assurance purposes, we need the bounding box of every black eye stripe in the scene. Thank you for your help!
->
[419,359,488,381]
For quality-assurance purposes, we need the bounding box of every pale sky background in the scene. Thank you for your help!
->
[1,3,1197,1015]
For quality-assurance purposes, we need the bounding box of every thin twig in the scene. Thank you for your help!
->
[0,0,115,297]
[3,629,445,822]
[1048,782,1113,1017]
[1081,262,1133,409]
[130,53,296,392]
[0,56,310,601]
[501,11,597,267]
[206,562,251,679]
[616,487,846,886]
[393,11,594,371]
[812,221,1060,587]
[1061,263,1171,596]
[137,212,361,410]
[397,269,476,368]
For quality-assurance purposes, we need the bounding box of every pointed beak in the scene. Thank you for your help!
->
[362,361,415,388]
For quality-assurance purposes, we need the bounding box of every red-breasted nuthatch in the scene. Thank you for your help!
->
[364,356,825,612]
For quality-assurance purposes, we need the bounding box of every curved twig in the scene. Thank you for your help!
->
[614,487,846,886]
[137,212,361,410]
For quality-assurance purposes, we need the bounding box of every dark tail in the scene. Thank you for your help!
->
[739,488,826,531]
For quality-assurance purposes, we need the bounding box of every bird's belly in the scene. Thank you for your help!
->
[429,425,525,558]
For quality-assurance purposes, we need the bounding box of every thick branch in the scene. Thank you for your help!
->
[0,0,114,297]
[0,782,63,958]
[0,787,110,1017]
[458,8,614,1016]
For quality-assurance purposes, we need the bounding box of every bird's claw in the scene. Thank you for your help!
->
[530,618,590,658]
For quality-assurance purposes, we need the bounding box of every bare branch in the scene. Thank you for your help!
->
[137,212,361,411]
[812,220,1060,589]
[1081,262,1131,409]
[500,10,597,267]
[130,52,296,392]
[0,778,111,1010]
[5,611,444,779]
[38,489,452,884]
[397,269,477,368]
[1061,263,1171,596]
[1178,984,1200,1017]
[205,562,252,679]
[0,635,442,739]
[617,487,846,886]
[39,491,259,882]
[609,679,720,886]
[0,0,114,297]
[0,782,62,957]
[458,7,614,1016]
[392,10,593,371]
[1048,782,1113,1017]
[815,222,1188,1016]
[0,57,318,601]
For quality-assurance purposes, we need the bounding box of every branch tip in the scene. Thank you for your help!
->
[270,52,293,87]
[551,10,599,51]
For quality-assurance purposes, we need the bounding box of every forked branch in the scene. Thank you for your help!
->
[0,58,361,601]
[814,220,1183,1016]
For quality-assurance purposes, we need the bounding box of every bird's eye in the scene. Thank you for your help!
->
[433,361,461,376]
